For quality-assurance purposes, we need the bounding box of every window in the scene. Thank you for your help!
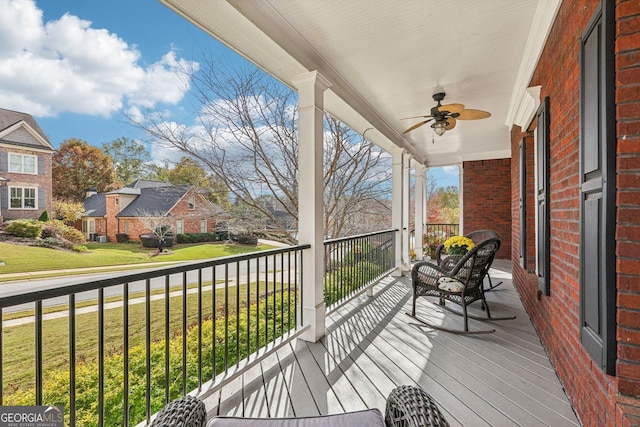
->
[188,196,195,210]
[124,220,129,234]
[8,153,37,174]
[10,187,37,209]
[176,220,184,234]
[200,219,207,233]
[115,197,119,206]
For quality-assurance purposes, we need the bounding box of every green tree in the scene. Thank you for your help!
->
[148,157,230,209]
[102,137,151,186]
[52,139,121,202]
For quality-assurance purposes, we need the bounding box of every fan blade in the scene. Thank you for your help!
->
[445,117,457,130]
[457,109,491,120]
[438,103,465,114]
[400,114,433,120]
[403,119,433,134]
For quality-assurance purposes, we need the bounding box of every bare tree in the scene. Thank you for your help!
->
[131,53,391,243]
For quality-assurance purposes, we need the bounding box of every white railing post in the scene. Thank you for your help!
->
[292,71,331,342]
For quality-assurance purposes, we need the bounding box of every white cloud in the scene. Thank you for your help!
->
[442,165,459,175]
[0,0,196,117]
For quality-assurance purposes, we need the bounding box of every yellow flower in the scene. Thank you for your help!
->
[443,235,475,255]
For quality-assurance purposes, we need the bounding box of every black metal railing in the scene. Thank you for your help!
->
[410,223,460,250]
[0,245,309,427]
[323,229,396,310]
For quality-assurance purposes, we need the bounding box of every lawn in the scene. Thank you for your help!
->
[0,241,276,276]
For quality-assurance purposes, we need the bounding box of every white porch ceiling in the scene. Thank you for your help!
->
[159,0,559,167]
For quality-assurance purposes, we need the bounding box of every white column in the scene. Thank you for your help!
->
[391,147,404,277]
[292,71,331,343]
[458,163,464,234]
[401,152,411,273]
[414,165,427,260]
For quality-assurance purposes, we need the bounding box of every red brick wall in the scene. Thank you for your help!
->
[511,0,640,425]
[105,195,119,242]
[462,158,512,259]
[615,0,640,410]
[0,147,53,220]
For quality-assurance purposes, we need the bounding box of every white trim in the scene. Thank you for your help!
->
[8,152,37,175]
[0,121,54,150]
[8,185,38,210]
[513,86,542,129]
[505,0,562,129]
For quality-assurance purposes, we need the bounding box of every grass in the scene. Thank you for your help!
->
[2,279,294,393]
[0,241,275,278]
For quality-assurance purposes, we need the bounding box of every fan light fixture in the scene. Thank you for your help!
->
[431,121,447,136]
[401,92,491,137]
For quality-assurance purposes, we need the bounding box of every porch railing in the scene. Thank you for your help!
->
[0,245,308,427]
[409,223,460,249]
[324,229,397,310]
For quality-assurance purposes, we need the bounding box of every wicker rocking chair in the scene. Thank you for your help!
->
[152,385,449,427]
[435,230,503,291]
[409,237,514,334]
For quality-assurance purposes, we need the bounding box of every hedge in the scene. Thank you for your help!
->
[176,232,220,244]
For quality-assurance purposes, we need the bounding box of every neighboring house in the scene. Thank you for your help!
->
[79,180,225,242]
[0,108,55,222]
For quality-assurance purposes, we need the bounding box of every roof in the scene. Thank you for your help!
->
[0,108,53,150]
[83,193,106,217]
[126,179,174,189]
[117,185,193,217]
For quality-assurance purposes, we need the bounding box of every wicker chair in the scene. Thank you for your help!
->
[150,394,207,427]
[435,230,503,291]
[152,385,448,427]
[385,385,449,427]
[410,237,514,334]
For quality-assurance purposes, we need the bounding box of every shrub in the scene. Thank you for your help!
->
[41,237,64,248]
[72,245,88,252]
[116,233,129,243]
[176,232,220,244]
[5,219,44,238]
[47,219,85,244]
[139,234,174,249]
[235,234,258,246]
[38,210,50,222]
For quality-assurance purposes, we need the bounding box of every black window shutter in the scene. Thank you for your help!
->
[536,97,550,296]
[579,0,616,375]
[519,139,527,268]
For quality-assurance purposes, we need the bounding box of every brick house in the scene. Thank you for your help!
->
[0,108,55,223]
[80,179,225,242]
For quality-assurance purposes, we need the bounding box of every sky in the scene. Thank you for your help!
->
[0,0,459,188]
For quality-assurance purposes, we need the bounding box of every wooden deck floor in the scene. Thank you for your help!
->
[201,261,580,426]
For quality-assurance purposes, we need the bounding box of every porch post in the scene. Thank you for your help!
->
[402,152,411,273]
[292,70,331,342]
[458,163,464,234]
[391,148,411,276]
[414,164,427,260]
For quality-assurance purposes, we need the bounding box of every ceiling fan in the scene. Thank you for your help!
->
[402,92,491,136]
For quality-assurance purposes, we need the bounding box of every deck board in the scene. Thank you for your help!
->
[203,261,581,426]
